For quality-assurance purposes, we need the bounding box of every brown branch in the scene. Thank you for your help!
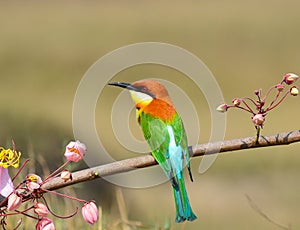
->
[41,130,300,191]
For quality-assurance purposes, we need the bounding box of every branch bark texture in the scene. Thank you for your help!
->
[42,130,300,191]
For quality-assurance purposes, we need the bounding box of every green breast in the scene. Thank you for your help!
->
[139,111,186,153]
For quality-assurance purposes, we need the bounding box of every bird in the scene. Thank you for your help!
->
[108,79,197,223]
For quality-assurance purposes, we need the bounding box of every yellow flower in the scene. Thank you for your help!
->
[0,147,21,168]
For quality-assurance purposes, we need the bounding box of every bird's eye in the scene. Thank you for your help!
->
[141,87,147,92]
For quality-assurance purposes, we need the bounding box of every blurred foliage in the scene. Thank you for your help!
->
[0,0,300,229]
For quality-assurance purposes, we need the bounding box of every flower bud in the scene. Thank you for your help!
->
[36,217,55,230]
[60,170,72,182]
[232,98,241,106]
[34,202,49,217]
[283,73,299,85]
[7,193,22,211]
[252,114,265,126]
[275,84,284,92]
[82,201,98,225]
[216,104,228,113]
[290,86,299,96]
[26,181,40,192]
[64,141,87,162]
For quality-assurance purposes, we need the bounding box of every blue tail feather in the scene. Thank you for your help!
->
[172,174,197,223]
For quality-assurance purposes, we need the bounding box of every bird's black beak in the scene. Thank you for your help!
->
[108,81,156,99]
[108,82,137,91]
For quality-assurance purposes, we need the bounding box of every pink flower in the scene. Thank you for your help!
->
[34,202,49,217]
[64,141,87,162]
[81,201,98,225]
[254,89,259,95]
[275,84,284,92]
[26,181,40,191]
[36,217,55,230]
[0,167,14,197]
[252,114,265,127]
[232,98,241,106]
[290,86,299,96]
[60,170,72,182]
[7,193,22,211]
[283,73,299,85]
[26,174,42,192]
[216,103,228,113]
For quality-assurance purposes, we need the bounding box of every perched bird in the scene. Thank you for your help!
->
[108,80,197,222]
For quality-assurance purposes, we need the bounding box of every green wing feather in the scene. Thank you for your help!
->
[140,114,171,175]
[139,111,197,222]
[140,112,193,182]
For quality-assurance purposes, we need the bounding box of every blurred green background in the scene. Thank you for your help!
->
[1,0,300,229]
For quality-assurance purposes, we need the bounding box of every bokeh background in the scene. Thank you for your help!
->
[1,0,300,229]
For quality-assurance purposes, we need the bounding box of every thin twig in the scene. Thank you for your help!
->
[115,187,130,230]
[241,99,255,114]
[41,130,300,191]
[266,91,290,111]
[245,194,291,230]
[98,206,102,230]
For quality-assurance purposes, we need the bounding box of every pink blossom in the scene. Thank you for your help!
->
[34,202,49,217]
[64,141,86,162]
[275,84,284,92]
[0,167,14,197]
[232,98,241,106]
[36,217,55,230]
[290,86,299,96]
[216,103,228,113]
[26,174,42,192]
[81,201,98,225]
[26,181,40,191]
[7,193,22,211]
[283,73,299,85]
[252,114,265,126]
